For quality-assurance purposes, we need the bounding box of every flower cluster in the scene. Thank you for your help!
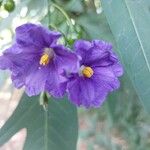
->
[0,23,123,108]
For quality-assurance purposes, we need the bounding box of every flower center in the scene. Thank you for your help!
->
[81,66,94,78]
[40,48,54,66]
[40,53,49,65]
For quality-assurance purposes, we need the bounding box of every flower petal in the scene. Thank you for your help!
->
[67,77,108,108]
[45,62,67,98]
[74,40,117,67]
[11,73,25,88]
[93,67,120,91]
[92,40,113,51]
[25,66,49,96]
[0,55,12,70]
[74,40,92,63]
[1,48,39,76]
[88,50,117,67]
[16,23,61,48]
[53,45,79,73]
[112,63,124,77]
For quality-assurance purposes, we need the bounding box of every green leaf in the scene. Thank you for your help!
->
[65,0,83,13]
[106,73,140,125]
[101,0,150,112]
[77,11,115,42]
[0,94,78,150]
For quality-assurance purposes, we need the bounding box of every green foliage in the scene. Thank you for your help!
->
[0,94,78,150]
[77,12,115,42]
[65,0,83,13]
[101,0,150,112]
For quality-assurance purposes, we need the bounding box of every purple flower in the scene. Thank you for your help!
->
[66,40,123,108]
[0,23,79,97]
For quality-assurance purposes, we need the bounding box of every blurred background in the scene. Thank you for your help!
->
[0,0,150,150]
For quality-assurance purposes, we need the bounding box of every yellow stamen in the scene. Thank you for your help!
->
[40,53,49,66]
[82,67,94,78]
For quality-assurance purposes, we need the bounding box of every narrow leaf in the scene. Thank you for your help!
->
[101,0,150,111]
[0,94,78,150]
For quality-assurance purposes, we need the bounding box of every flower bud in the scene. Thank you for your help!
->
[4,0,15,12]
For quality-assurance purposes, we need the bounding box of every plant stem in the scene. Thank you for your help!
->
[52,3,74,32]
[43,93,49,150]
[44,108,48,150]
